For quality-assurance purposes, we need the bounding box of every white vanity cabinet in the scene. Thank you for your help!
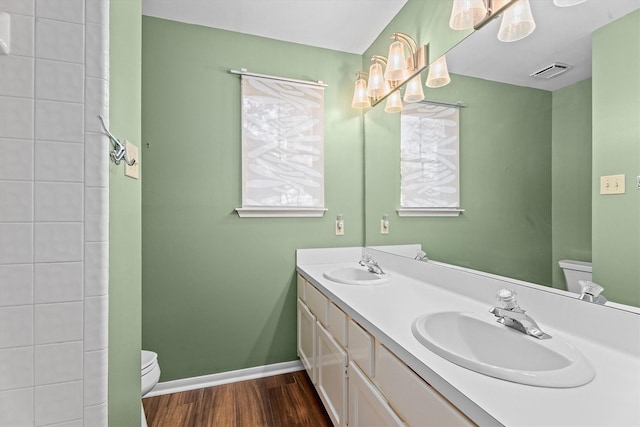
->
[297,274,475,427]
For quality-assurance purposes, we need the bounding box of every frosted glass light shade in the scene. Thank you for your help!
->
[553,0,586,6]
[385,90,403,113]
[403,74,425,103]
[492,0,512,11]
[449,0,487,30]
[384,41,408,82]
[351,78,371,109]
[426,55,451,88]
[498,0,536,42]
[367,62,386,99]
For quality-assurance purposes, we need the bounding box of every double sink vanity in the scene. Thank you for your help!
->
[296,246,640,426]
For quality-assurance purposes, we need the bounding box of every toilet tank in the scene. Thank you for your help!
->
[559,260,592,293]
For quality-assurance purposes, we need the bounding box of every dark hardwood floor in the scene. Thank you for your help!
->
[142,370,333,427]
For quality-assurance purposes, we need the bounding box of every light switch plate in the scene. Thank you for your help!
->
[600,174,625,195]
[124,140,139,179]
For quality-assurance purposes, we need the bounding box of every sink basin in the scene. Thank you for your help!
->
[323,267,390,285]
[412,311,594,387]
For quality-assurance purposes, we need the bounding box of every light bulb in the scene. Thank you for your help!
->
[384,40,408,83]
[366,62,386,99]
[351,77,370,109]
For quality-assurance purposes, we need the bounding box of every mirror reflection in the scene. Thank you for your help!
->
[364,1,640,309]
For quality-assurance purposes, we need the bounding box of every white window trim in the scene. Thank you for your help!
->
[397,207,465,217]
[236,207,327,218]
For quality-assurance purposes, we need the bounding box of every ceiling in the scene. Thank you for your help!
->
[446,1,640,91]
[141,0,408,54]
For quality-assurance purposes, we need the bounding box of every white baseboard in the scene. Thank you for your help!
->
[144,360,304,398]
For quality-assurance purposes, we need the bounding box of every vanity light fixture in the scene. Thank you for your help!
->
[449,0,536,43]
[367,56,388,100]
[403,73,425,103]
[0,11,10,55]
[426,55,451,88]
[351,72,371,109]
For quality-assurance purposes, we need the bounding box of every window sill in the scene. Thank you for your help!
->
[396,208,465,217]
[235,207,328,218]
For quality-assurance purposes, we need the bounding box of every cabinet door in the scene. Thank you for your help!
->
[348,362,405,427]
[317,323,348,426]
[297,299,316,383]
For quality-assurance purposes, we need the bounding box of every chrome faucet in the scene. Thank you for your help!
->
[359,253,385,275]
[578,280,607,305]
[414,250,429,262]
[489,289,551,340]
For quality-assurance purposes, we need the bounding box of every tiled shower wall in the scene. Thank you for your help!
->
[0,0,109,425]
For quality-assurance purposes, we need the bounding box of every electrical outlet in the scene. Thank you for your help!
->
[335,220,344,236]
[600,174,625,195]
[380,219,389,234]
[124,140,139,179]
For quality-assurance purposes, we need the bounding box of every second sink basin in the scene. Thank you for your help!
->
[412,311,594,387]
[323,267,390,285]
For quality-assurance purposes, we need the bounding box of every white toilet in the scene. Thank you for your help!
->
[559,259,592,293]
[141,350,161,426]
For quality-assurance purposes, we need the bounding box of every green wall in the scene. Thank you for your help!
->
[141,17,364,381]
[592,10,640,307]
[365,75,553,285]
[109,0,142,425]
[551,79,592,288]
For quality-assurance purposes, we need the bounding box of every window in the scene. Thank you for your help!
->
[398,102,464,217]
[236,74,327,217]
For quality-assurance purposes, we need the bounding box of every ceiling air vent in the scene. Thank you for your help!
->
[530,63,573,79]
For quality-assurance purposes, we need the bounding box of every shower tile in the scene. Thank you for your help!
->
[34,222,82,263]
[85,23,108,79]
[35,262,83,303]
[0,387,34,426]
[0,97,34,140]
[0,264,33,306]
[0,138,34,181]
[35,380,83,426]
[85,242,108,297]
[35,0,84,24]
[2,0,35,16]
[35,100,84,143]
[0,346,34,390]
[0,181,33,222]
[7,14,35,57]
[35,59,84,103]
[83,402,107,427]
[35,341,83,385]
[35,182,83,222]
[84,78,108,134]
[0,55,34,98]
[85,0,108,26]
[35,18,84,64]
[84,133,108,188]
[0,305,33,348]
[0,223,33,264]
[85,188,108,242]
[35,301,83,344]
[35,140,84,183]
[84,349,107,406]
[84,296,107,351]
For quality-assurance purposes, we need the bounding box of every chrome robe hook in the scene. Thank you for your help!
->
[98,115,136,166]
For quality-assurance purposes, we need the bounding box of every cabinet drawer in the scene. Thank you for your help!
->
[297,274,306,302]
[375,342,475,427]
[348,319,374,378]
[328,302,347,347]
[305,282,328,325]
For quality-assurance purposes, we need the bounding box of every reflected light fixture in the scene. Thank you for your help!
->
[385,90,403,113]
[497,0,536,42]
[351,72,371,109]
[449,0,487,30]
[553,0,586,6]
[403,73,425,103]
[367,56,388,100]
[426,55,451,88]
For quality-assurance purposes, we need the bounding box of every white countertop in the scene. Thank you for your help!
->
[296,247,640,427]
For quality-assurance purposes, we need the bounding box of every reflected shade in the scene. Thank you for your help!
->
[426,55,451,88]
[351,77,370,109]
[385,90,403,113]
[404,74,425,103]
[449,0,487,30]
[498,0,536,42]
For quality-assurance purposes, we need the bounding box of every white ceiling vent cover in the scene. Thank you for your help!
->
[530,63,573,79]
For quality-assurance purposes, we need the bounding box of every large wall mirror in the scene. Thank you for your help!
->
[364,1,640,309]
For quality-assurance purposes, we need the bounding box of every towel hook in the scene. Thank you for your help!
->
[98,115,136,166]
